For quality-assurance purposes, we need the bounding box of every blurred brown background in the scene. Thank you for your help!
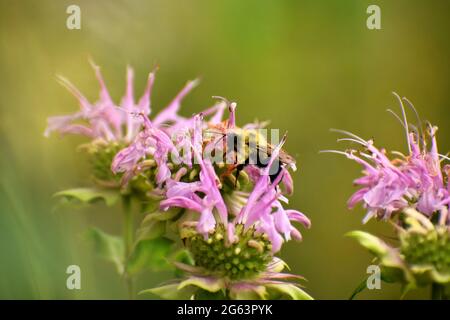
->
[0,0,449,299]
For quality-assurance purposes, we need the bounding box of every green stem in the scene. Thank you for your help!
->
[122,195,134,299]
[431,283,445,300]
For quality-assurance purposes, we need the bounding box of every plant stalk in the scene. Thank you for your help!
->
[431,282,445,300]
[122,195,134,299]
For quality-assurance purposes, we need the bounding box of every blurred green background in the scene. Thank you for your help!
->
[0,0,449,299]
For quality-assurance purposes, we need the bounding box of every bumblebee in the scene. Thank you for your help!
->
[205,115,295,184]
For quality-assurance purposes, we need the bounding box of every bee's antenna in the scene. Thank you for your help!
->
[211,96,237,112]
[212,96,237,112]
[114,106,145,120]
[113,106,127,113]
[212,96,230,105]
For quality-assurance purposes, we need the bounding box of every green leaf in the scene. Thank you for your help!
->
[347,231,416,287]
[380,266,405,283]
[410,265,450,285]
[143,208,182,221]
[346,231,390,257]
[346,231,405,270]
[134,210,183,243]
[126,238,174,275]
[195,289,228,300]
[266,283,313,300]
[54,188,119,207]
[229,285,268,300]
[140,283,195,300]
[172,249,195,266]
[170,249,195,278]
[85,228,124,274]
[349,268,411,300]
[178,276,225,293]
[135,218,166,242]
[139,199,160,214]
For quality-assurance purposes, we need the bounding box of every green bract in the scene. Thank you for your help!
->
[348,209,450,298]
[400,226,450,285]
[185,224,272,280]
[141,258,313,300]
[83,140,125,185]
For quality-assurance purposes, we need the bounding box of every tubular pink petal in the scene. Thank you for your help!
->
[160,197,203,212]
[153,79,199,125]
[197,208,216,238]
[138,69,157,115]
[56,76,92,112]
[286,210,311,228]
[123,66,135,109]
[89,60,114,105]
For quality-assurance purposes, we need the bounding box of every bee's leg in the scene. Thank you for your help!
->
[234,163,245,187]
[219,164,238,181]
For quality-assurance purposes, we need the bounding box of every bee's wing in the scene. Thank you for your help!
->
[256,142,296,166]
[255,142,270,155]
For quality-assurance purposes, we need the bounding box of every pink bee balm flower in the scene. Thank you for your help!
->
[111,106,226,185]
[324,93,449,225]
[236,135,310,252]
[145,257,313,300]
[44,61,199,143]
[159,114,228,236]
[161,148,229,236]
[404,126,450,218]
[161,130,310,252]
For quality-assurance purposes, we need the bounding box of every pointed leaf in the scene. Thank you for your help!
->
[85,228,124,274]
[266,283,313,300]
[143,208,182,221]
[346,231,405,269]
[126,237,173,275]
[135,218,166,242]
[172,249,195,266]
[347,231,416,286]
[350,268,410,300]
[229,285,268,300]
[380,266,405,283]
[54,188,119,207]
[346,231,390,257]
[140,283,195,300]
[410,265,450,285]
[171,249,195,278]
[178,276,224,293]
